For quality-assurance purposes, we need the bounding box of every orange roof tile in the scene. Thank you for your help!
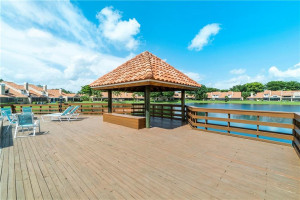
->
[271,91,282,96]
[29,84,43,92]
[47,89,77,98]
[47,89,63,98]
[90,51,201,88]
[29,90,43,97]
[0,86,27,98]
[2,81,24,90]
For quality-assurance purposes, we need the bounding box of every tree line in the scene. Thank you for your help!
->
[190,81,300,100]
[78,81,300,101]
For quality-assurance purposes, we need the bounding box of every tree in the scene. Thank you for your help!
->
[207,87,219,92]
[62,89,72,94]
[244,82,264,93]
[193,85,208,100]
[112,91,121,98]
[265,81,286,91]
[80,85,92,96]
[230,84,247,92]
[162,91,175,101]
[80,95,90,101]
[150,92,162,98]
[242,92,251,100]
[0,79,3,82]
[285,81,300,90]
[92,90,102,98]
[220,89,229,92]
[225,96,229,102]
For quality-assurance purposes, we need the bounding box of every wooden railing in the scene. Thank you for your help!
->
[293,113,300,155]
[186,106,298,146]
[0,103,185,120]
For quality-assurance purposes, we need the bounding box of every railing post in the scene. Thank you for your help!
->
[59,102,62,113]
[108,90,112,113]
[205,112,208,130]
[11,105,16,113]
[257,116,260,138]
[227,114,230,133]
[145,86,150,128]
[181,90,185,121]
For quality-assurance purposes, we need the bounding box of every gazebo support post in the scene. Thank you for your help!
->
[108,90,112,113]
[145,86,151,128]
[181,90,185,121]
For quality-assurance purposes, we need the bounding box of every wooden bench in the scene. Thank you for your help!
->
[103,113,146,129]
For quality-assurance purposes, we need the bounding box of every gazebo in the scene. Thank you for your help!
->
[90,51,201,128]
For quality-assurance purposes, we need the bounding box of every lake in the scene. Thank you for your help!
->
[185,103,300,144]
[186,103,300,113]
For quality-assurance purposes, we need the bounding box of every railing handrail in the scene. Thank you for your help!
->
[187,106,295,119]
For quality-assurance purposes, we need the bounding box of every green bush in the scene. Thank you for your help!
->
[225,96,229,102]
[80,95,90,101]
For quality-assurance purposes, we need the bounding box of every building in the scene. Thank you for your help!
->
[91,92,144,101]
[0,81,80,104]
[174,91,194,100]
[248,90,300,101]
[47,89,80,103]
[207,91,242,100]
[0,83,28,103]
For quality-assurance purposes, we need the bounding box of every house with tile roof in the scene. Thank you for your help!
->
[47,89,80,103]
[0,81,80,104]
[93,92,144,102]
[248,90,300,101]
[207,91,242,100]
[174,91,195,99]
[0,83,29,103]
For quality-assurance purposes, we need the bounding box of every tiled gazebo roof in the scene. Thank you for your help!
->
[90,51,201,91]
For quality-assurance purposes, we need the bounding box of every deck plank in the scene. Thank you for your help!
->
[1,115,299,199]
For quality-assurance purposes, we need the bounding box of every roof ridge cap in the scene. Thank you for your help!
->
[143,51,154,79]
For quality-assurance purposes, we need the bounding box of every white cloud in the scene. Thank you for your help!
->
[230,68,246,75]
[269,63,300,79]
[207,62,300,89]
[183,72,204,82]
[0,1,137,92]
[97,6,140,50]
[188,23,221,51]
[212,74,265,89]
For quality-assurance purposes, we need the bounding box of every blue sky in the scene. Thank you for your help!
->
[1,1,299,92]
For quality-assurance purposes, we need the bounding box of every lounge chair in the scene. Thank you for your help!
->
[22,107,32,114]
[67,105,80,121]
[41,106,74,122]
[1,107,16,121]
[14,113,40,138]
[1,111,17,134]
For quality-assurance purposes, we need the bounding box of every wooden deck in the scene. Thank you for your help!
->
[0,116,299,199]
